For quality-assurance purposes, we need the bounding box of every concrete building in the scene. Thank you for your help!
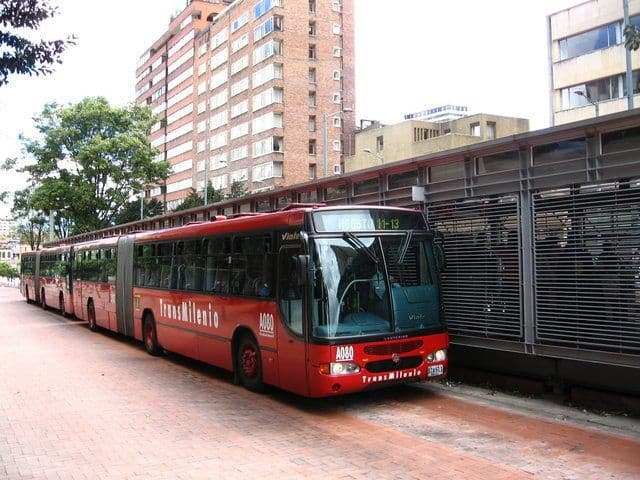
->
[548,0,640,125]
[0,218,15,239]
[344,113,529,173]
[135,0,355,210]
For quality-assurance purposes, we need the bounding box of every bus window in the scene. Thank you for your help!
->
[183,240,204,291]
[157,243,173,289]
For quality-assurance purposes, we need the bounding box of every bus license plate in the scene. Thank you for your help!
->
[428,364,444,377]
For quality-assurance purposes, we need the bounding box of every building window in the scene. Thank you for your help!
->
[309,165,317,180]
[333,140,341,152]
[309,21,316,36]
[332,92,341,103]
[309,115,316,132]
[332,46,341,57]
[560,74,622,110]
[309,67,316,84]
[308,91,316,107]
[376,135,383,152]
[476,150,519,175]
[532,138,586,165]
[559,22,620,61]
[308,44,316,59]
[333,117,341,128]
[470,122,481,137]
[232,12,249,33]
[274,15,283,31]
[309,0,316,13]
[332,69,340,81]
[332,23,341,35]
[308,139,316,155]
[487,122,496,140]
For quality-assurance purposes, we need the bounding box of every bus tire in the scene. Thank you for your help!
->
[40,289,46,310]
[87,301,97,332]
[59,293,66,317]
[236,334,264,392]
[143,314,161,356]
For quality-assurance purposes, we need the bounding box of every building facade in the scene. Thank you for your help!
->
[344,113,529,173]
[549,0,640,125]
[135,0,355,210]
[403,104,470,123]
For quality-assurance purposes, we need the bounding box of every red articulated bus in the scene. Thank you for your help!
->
[20,246,74,315]
[20,205,449,397]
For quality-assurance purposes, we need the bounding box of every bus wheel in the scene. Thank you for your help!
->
[40,289,46,310]
[143,315,161,356]
[236,335,264,392]
[59,293,66,317]
[87,301,97,332]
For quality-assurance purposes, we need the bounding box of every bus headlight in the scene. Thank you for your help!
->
[426,349,447,363]
[320,362,361,375]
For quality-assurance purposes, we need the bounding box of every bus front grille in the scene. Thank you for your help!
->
[365,356,423,373]
[364,340,423,356]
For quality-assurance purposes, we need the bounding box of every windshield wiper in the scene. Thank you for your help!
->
[343,232,379,264]
[397,230,414,265]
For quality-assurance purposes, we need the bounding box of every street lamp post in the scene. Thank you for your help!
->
[323,107,352,178]
[574,90,599,117]
[204,157,209,206]
[363,148,384,165]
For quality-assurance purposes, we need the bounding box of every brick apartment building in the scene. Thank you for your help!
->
[135,0,355,210]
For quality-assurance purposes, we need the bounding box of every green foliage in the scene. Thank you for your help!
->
[0,262,18,279]
[174,189,204,212]
[9,97,170,236]
[115,198,165,225]
[625,24,640,50]
[0,0,75,86]
[11,187,48,250]
[228,180,248,200]
[174,183,223,211]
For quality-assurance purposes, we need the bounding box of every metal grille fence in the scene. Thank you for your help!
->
[427,196,522,340]
[533,180,640,354]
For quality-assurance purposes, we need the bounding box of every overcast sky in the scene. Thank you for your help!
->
[0,0,583,214]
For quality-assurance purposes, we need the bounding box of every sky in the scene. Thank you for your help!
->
[0,0,584,214]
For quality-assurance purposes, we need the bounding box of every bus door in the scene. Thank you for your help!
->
[276,246,309,396]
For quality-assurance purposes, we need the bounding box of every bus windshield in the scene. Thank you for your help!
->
[311,234,441,339]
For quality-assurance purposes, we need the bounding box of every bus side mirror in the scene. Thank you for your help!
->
[295,255,311,285]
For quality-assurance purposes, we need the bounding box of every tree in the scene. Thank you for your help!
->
[0,262,19,281]
[173,183,223,211]
[0,0,75,86]
[228,180,248,200]
[10,97,170,236]
[114,198,164,225]
[625,23,640,51]
[11,187,48,250]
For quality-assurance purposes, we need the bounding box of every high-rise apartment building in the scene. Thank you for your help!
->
[135,0,355,210]
[548,0,640,125]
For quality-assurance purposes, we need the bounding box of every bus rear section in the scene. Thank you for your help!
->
[34,246,74,316]
[20,252,36,303]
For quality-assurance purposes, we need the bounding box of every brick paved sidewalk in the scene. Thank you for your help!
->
[1,287,638,479]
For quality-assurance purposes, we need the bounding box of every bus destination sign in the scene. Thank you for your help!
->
[312,209,425,232]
